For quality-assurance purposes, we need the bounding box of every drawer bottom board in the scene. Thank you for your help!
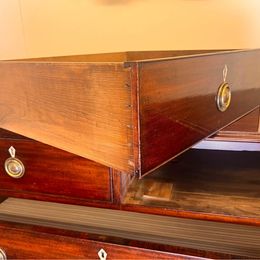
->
[124,149,260,225]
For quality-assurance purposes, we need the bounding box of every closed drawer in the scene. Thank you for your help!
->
[0,221,199,260]
[0,134,112,204]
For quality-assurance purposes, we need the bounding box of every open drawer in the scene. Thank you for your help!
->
[0,50,259,176]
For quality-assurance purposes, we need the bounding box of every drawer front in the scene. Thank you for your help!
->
[208,107,260,144]
[220,107,260,133]
[0,137,112,203]
[139,50,260,174]
[0,222,193,260]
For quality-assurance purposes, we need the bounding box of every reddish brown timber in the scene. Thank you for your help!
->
[0,50,259,176]
[0,138,112,203]
[123,149,260,227]
[218,107,260,133]
[138,50,260,175]
[0,62,134,173]
[0,220,202,259]
[1,198,259,258]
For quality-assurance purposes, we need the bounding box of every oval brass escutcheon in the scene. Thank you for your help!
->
[216,83,231,112]
[4,157,25,179]
[0,248,7,260]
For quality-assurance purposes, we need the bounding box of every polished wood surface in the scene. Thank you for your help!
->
[126,50,227,62]
[0,128,135,207]
[209,133,260,144]
[209,107,260,144]
[1,198,259,258]
[18,50,226,62]
[219,107,260,132]
[0,137,112,203]
[0,62,134,173]
[139,50,260,175]
[0,129,139,209]
[0,221,194,260]
[0,129,28,139]
[124,149,260,226]
[0,50,259,176]
[112,169,134,204]
[201,108,260,149]
[0,129,259,225]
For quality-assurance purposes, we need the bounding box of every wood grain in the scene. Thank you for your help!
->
[0,138,112,202]
[0,62,134,173]
[0,221,194,260]
[139,50,260,175]
[0,128,138,207]
[0,220,234,260]
[1,50,259,176]
[219,107,260,132]
[0,128,136,207]
[112,169,135,204]
[124,149,260,224]
[209,107,260,143]
[0,128,28,140]
[126,50,228,61]
[0,198,259,258]
[17,50,226,62]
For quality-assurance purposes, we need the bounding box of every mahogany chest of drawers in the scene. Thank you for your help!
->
[0,50,259,259]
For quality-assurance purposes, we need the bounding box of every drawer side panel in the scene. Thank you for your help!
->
[0,62,134,173]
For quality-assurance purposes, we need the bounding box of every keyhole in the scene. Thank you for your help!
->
[98,249,107,260]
